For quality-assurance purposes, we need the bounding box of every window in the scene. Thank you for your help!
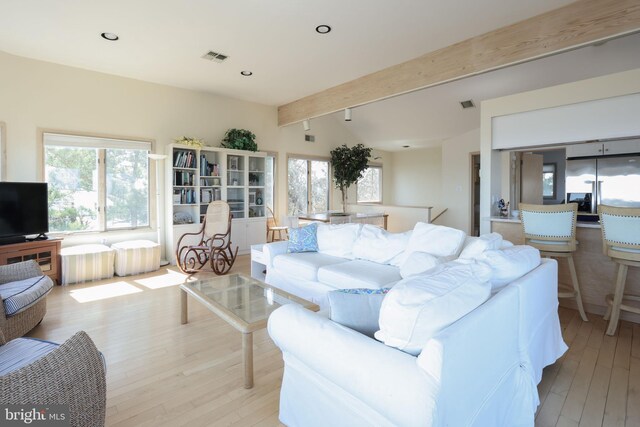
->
[264,153,276,212]
[287,156,330,215]
[357,166,382,203]
[543,163,557,199]
[43,133,151,232]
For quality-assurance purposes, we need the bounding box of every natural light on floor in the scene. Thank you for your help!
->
[69,282,143,303]
[134,270,194,289]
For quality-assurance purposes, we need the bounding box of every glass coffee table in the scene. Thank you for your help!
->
[180,273,319,388]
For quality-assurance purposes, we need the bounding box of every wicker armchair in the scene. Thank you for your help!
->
[0,330,107,427]
[0,260,52,341]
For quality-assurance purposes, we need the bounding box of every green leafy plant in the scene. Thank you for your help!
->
[330,143,372,213]
[221,129,258,152]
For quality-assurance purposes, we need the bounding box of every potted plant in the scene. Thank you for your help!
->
[221,129,258,152]
[330,143,372,213]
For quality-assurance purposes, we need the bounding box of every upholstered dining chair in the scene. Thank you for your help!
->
[598,205,640,336]
[520,203,588,322]
[266,206,288,242]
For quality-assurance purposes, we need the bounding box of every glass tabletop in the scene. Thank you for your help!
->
[181,273,317,327]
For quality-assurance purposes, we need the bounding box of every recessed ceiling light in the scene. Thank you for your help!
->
[240,71,253,76]
[402,145,410,148]
[101,32,119,41]
[315,25,331,34]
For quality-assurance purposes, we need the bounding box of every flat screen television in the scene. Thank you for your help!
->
[0,182,49,244]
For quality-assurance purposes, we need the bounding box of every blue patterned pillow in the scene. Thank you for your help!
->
[287,223,319,253]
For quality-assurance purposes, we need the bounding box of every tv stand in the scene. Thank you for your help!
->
[26,233,49,242]
[0,239,62,284]
[0,235,26,245]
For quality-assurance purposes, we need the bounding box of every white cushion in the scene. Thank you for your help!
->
[328,289,389,338]
[399,251,443,279]
[317,260,401,290]
[375,261,492,356]
[478,245,541,291]
[403,222,466,260]
[273,252,349,282]
[352,225,411,265]
[316,223,362,259]
[459,233,504,259]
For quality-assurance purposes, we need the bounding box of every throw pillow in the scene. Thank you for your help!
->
[375,261,492,355]
[287,223,319,253]
[477,245,541,291]
[399,251,443,279]
[352,225,411,265]
[328,288,391,338]
[402,222,466,261]
[459,232,504,260]
[316,223,362,259]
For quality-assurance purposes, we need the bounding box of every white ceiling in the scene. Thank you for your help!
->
[332,33,640,151]
[0,0,575,106]
[1,1,638,151]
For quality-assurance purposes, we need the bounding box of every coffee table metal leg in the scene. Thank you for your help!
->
[181,289,188,324]
[242,332,254,389]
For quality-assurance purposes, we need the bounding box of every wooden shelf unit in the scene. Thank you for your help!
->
[0,239,62,284]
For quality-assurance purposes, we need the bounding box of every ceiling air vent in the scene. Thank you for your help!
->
[305,135,315,143]
[460,99,475,109]
[202,51,229,63]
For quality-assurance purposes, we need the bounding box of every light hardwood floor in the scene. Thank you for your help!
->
[28,255,640,426]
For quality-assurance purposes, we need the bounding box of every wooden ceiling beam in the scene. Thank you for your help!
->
[277,0,640,127]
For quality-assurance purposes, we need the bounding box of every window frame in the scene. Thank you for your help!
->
[39,130,156,234]
[356,164,383,204]
[0,122,6,181]
[542,162,557,200]
[286,153,331,215]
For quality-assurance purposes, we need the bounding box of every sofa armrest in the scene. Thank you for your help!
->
[0,331,106,427]
[268,304,438,427]
[0,260,44,285]
[262,241,289,268]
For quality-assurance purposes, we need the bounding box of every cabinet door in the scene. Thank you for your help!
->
[231,220,248,253]
[566,142,604,158]
[246,219,267,246]
[603,139,640,156]
[520,153,543,204]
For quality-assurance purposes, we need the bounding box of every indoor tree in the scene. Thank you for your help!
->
[329,143,372,213]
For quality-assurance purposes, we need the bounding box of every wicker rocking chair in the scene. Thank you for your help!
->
[175,201,238,275]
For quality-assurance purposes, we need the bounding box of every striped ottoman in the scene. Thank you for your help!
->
[112,240,160,277]
[60,244,115,285]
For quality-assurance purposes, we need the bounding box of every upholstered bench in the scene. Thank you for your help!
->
[60,244,115,285]
[111,240,160,277]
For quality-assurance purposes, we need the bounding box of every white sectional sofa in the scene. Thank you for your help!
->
[265,222,568,426]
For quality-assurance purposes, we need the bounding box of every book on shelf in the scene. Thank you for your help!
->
[174,170,194,186]
[173,150,196,168]
[199,154,219,177]
[174,188,196,204]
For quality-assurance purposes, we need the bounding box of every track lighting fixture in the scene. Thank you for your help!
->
[344,108,352,121]
[303,120,310,131]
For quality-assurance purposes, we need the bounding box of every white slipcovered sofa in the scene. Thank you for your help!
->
[265,222,568,426]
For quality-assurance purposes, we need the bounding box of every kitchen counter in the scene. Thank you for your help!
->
[490,218,640,322]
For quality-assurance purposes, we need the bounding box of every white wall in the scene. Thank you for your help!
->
[388,146,442,207]
[0,51,365,255]
[439,129,480,234]
[481,68,640,234]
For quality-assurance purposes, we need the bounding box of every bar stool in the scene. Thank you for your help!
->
[520,203,588,321]
[599,205,640,336]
